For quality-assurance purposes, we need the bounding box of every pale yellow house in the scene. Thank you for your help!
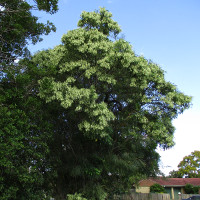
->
[136,177,200,200]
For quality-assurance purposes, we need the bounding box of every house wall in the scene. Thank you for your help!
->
[136,186,150,193]
[165,187,172,199]
[136,186,185,200]
[173,187,182,200]
[181,187,185,194]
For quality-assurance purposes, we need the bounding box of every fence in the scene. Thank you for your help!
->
[114,193,200,200]
[114,193,170,200]
[180,194,200,199]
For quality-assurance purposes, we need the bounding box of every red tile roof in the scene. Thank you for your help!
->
[139,178,200,187]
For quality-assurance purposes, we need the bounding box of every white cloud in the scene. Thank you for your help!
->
[158,109,200,175]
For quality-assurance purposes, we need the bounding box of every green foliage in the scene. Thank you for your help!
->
[0,63,56,199]
[168,170,182,178]
[78,8,121,37]
[67,193,88,200]
[0,1,58,198]
[150,183,166,193]
[0,7,191,200]
[184,184,200,194]
[35,0,58,14]
[0,0,57,65]
[169,151,200,178]
[34,8,191,199]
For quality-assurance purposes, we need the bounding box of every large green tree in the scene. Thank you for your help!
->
[0,4,192,199]
[28,8,190,199]
[169,151,200,178]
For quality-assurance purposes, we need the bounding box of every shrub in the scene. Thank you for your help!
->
[67,193,87,200]
[150,183,166,193]
[184,184,200,194]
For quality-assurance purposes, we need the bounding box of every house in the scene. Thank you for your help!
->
[136,177,200,200]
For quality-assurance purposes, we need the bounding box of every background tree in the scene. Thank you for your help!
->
[31,8,191,199]
[0,0,58,66]
[0,59,60,199]
[169,151,200,178]
[0,0,59,199]
[168,170,182,178]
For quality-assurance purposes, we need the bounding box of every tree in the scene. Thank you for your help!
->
[0,59,59,199]
[0,0,58,66]
[169,151,200,178]
[0,0,59,199]
[29,8,190,199]
[168,170,182,178]
[150,183,166,193]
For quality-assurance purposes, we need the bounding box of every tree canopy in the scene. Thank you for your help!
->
[0,0,58,199]
[0,7,192,200]
[0,65,55,199]
[169,151,200,178]
[0,0,58,66]
[36,8,190,199]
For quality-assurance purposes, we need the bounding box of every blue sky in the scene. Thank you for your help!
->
[30,0,200,175]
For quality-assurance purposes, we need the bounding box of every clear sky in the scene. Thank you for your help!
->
[29,0,200,175]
